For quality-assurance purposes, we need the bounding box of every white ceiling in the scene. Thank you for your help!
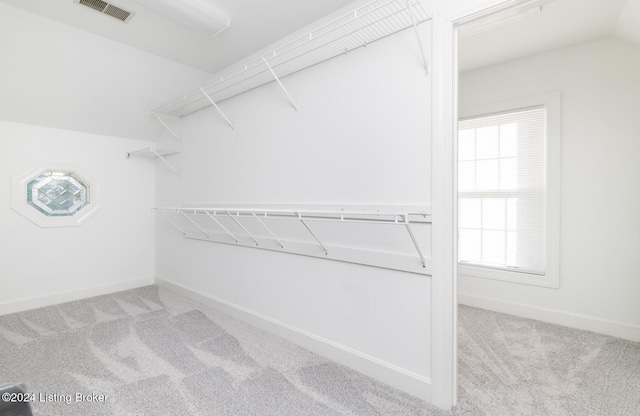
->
[0,0,358,73]
[616,0,640,46]
[459,0,640,72]
[6,0,639,76]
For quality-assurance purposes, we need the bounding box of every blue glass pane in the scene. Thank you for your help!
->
[27,171,90,217]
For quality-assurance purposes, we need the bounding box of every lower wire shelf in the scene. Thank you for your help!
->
[154,206,432,275]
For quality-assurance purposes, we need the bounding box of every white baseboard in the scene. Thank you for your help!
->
[0,277,155,316]
[458,293,640,342]
[156,277,432,402]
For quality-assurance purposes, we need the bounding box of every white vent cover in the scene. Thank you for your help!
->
[75,0,135,23]
[141,0,230,37]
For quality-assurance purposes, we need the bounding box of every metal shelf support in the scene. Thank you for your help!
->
[162,214,185,235]
[153,113,182,141]
[226,211,260,246]
[201,88,235,129]
[252,213,285,249]
[262,57,298,111]
[406,0,429,74]
[127,147,180,176]
[298,213,328,255]
[182,212,209,238]
[206,212,238,242]
[150,149,180,176]
[404,215,426,268]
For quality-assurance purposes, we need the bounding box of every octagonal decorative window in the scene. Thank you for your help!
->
[12,166,101,228]
[27,171,90,217]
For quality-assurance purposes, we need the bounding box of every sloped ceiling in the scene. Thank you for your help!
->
[459,0,637,72]
[0,2,211,141]
[616,0,640,46]
[0,0,361,140]
[0,0,358,73]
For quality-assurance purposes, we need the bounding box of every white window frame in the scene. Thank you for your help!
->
[458,91,561,288]
[11,165,102,228]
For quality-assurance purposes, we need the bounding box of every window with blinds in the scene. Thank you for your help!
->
[458,106,546,275]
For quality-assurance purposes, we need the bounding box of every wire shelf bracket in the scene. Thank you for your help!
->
[201,87,235,129]
[298,213,328,255]
[182,211,210,238]
[127,147,180,176]
[403,215,426,268]
[153,112,182,141]
[206,212,238,242]
[406,0,429,74]
[161,214,185,235]
[226,210,260,246]
[252,213,285,249]
[263,57,298,111]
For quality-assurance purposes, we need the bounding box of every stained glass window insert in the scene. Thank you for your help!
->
[26,171,90,217]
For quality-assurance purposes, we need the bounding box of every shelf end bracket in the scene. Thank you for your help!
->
[161,213,186,235]
[205,212,238,243]
[200,88,235,130]
[181,211,210,238]
[404,215,426,268]
[298,214,328,255]
[150,149,180,177]
[226,211,260,246]
[262,57,298,111]
[406,0,429,74]
[252,213,284,249]
[153,112,182,142]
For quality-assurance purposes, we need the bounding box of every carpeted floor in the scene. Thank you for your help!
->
[457,305,640,416]
[0,286,442,415]
[0,286,638,415]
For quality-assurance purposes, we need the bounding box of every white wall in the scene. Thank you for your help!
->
[458,37,640,341]
[0,120,156,312]
[0,1,210,142]
[155,22,435,397]
[0,0,210,313]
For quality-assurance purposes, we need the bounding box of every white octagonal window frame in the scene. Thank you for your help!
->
[12,166,102,228]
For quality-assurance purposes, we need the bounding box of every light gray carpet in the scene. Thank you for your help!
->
[0,286,442,416]
[0,287,638,415]
[457,305,640,416]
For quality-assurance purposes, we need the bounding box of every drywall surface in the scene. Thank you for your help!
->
[459,37,640,338]
[0,2,210,141]
[155,23,433,382]
[0,120,156,308]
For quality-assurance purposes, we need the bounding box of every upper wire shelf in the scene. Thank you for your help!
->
[152,0,430,118]
[127,147,180,176]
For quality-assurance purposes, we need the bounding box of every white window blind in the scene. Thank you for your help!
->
[458,106,547,275]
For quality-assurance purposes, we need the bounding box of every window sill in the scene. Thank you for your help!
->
[458,264,559,288]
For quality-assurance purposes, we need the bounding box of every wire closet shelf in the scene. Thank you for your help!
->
[154,206,432,270]
[152,0,430,118]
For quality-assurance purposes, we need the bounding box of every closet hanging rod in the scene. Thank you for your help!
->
[153,207,431,225]
[152,0,430,117]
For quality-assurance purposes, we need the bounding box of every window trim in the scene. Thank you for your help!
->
[458,91,561,289]
[11,165,102,228]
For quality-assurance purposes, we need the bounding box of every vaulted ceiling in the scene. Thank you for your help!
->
[0,0,359,73]
[4,0,639,75]
[459,0,640,72]
[2,0,638,141]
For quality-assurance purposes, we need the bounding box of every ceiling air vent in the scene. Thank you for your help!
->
[75,0,135,23]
